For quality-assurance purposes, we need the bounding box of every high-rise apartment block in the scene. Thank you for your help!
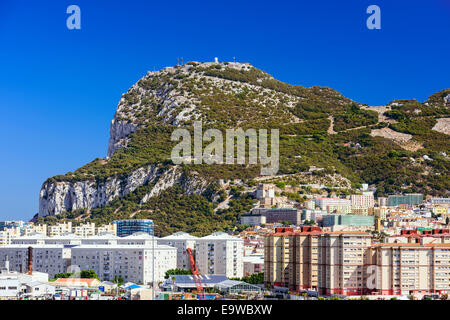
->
[265,228,450,296]
[195,232,244,278]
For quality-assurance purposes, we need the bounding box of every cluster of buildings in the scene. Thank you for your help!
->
[238,184,450,298]
[265,226,450,297]
[0,224,245,290]
[1,181,448,299]
[242,184,449,233]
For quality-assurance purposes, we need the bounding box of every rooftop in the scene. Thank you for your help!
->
[161,232,198,240]
[199,232,243,241]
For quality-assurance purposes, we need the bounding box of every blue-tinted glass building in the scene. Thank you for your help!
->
[387,194,424,207]
[113,219,154,237]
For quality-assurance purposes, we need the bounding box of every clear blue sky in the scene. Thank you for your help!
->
[0,0,449,221]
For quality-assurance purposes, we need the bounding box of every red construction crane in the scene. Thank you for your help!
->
[186,248,205,300]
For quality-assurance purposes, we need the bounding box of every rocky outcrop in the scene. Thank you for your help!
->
[107,119,139,158]
[40,165,156,216]
[38,165,210,217]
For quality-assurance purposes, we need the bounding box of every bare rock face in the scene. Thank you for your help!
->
[38,163,210,217]
[444,94,450,106]
[36,61,352,217]
[39,165,158,217]
[107,119,139,158]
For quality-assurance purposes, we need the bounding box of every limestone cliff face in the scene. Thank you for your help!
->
[39,165,209,217]
[36,61,355,217]
[107,119,139,158]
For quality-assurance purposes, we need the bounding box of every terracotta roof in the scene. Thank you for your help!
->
[372,243,450,248]
[54,278,98,284]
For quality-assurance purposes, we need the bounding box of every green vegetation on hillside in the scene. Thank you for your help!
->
[39,63,449,229]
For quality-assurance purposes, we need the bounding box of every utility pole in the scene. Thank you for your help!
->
[152,224,157,300]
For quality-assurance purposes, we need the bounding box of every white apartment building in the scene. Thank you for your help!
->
[195,232,244,278]
[243,255,264,276]
[430,198,450,205]
[0,228,21,246]
[70,244,177,284]
[158,232,198,270]
[314,198,351,210]
[369,243,450,295]
[256,184,275,200]
[0,245,71,278]
[304,200,316,210]
[351,192,375,208]
[73,223,96,237]
[48,222,73,237]
[96,224,117,235]
[240,214,266,227]
[22,224,47,236]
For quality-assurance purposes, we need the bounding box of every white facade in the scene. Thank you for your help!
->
[0,228,21,246]
[158,232,197,270]
[351,192,375,208]
[73,223,96,237]
[195,232,244,278]
[117,232,159,246]
[71,244,176,284]
[256,184,275,200]
[315,197,351,210]
[240,214,266,227]
[0,258,51,298]
[48,222,73,237]
[96,224,117,235]
[243,255,264,276]
[22,224,47,236]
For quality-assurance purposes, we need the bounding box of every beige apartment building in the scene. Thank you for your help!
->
[266,228,450,296]
[265,227,372,295]
[368,243,450,295]
[318,231,372,296]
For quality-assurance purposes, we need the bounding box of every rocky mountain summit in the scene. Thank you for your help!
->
[36,60,449,235]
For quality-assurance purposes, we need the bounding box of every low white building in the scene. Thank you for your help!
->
[243,255,264,276]
[70,244,177,284]
[0,228,21,246]
[240,214,266,227]
[195,232,244,278]
[73,223,96,237]
[24,281,56,298]
[351,192,375,208]
[0,257,51,298]
[158,232,198,270]
[48,222,73,237]
[96,224,117,235]
[22,224,47,236]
